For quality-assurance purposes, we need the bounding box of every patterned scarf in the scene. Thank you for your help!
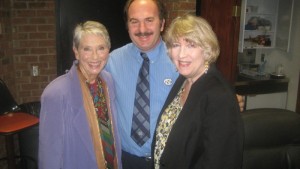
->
[77,67,118,169]
[88,78,115,169]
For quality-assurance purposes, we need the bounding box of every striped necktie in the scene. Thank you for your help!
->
[131,52,150,146]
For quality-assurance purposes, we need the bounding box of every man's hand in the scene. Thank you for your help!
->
[236,94,245,112]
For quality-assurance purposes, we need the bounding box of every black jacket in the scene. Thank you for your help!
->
[152,64,244,169]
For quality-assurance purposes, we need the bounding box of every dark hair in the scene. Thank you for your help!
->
[123,0,167,25]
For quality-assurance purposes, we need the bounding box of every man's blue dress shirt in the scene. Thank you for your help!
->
[106,39,179,157]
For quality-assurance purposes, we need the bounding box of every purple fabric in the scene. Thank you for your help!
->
[39,61,122,169]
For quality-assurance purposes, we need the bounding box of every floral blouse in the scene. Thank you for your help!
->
[154,84,184,169]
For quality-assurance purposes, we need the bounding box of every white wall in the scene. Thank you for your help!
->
[246,93,288,109]
[248,1,299,111]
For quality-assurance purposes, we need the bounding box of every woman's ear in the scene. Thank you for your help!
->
[73,46,79,60]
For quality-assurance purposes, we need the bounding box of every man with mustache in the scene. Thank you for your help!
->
[105,0,244,169]
[105,1,177,169]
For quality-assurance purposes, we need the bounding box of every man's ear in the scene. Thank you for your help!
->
[160,19,166,32]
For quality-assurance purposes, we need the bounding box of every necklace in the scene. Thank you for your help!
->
[180,80,192,106]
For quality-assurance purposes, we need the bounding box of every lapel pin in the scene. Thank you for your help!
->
[164,79,172,86]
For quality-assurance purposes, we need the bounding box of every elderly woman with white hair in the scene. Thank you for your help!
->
[39,21,122,169]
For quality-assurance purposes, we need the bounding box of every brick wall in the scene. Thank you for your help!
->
[0,0,57,105]
[165,0,197,27]
[12,0,57,103]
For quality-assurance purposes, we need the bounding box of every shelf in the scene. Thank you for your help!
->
[235,75,289,95]
[239,0,294,52]
[239,0,278,52]
[244,30,274,33]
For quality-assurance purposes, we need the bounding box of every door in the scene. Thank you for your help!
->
[296,72,300,113]
[56,0,130,75]
[196,0,241,83]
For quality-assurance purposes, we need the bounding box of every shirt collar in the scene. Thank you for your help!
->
[133,37,165,63]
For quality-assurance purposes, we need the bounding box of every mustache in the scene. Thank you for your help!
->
[135,32,153,37]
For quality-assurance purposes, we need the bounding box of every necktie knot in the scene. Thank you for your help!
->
[141,52,149,62]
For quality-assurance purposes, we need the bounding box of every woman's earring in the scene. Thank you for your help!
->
[204,61,209,74]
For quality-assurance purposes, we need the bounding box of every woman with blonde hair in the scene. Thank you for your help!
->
[152,14,243,169]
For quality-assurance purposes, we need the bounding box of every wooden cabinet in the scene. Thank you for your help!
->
[197,0,241,83]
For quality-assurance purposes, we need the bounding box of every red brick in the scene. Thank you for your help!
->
[30,18,47,24]
[19,40,39,48]
[47,32,55,39]
[31,89,44,96]
[21,83,39,90]
[19,55,39,62]
[165,3,174,11]
[47,47,56,54]
[36,10,54,16]
[15,10,36,17]
[12,33,29,40]
[0,42,10,49]
[46,17,55,24]
[173,2,196,11]
[15,76,30,83]
[15,0,34,2]
[38,25,54,32]
[12,18,29,24]
[30,47,48,54]
[40,54,56,61]
[31,74,48,82]
[45,2,55,9]
[18,25,37,32]
[13,48,29,55]
[42,68,56,75]
[13,2,27,9]
[18,91,31,97]
[41,82,51,89]
[32,62,48,68]
[28,2,46,9]
[39,40,55,47]
[1,57,10,65]
[29,32,47,39]
[21,70,31,76]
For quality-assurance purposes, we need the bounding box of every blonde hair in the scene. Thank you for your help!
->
[164,14,220,64]
[73,21,111,49]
